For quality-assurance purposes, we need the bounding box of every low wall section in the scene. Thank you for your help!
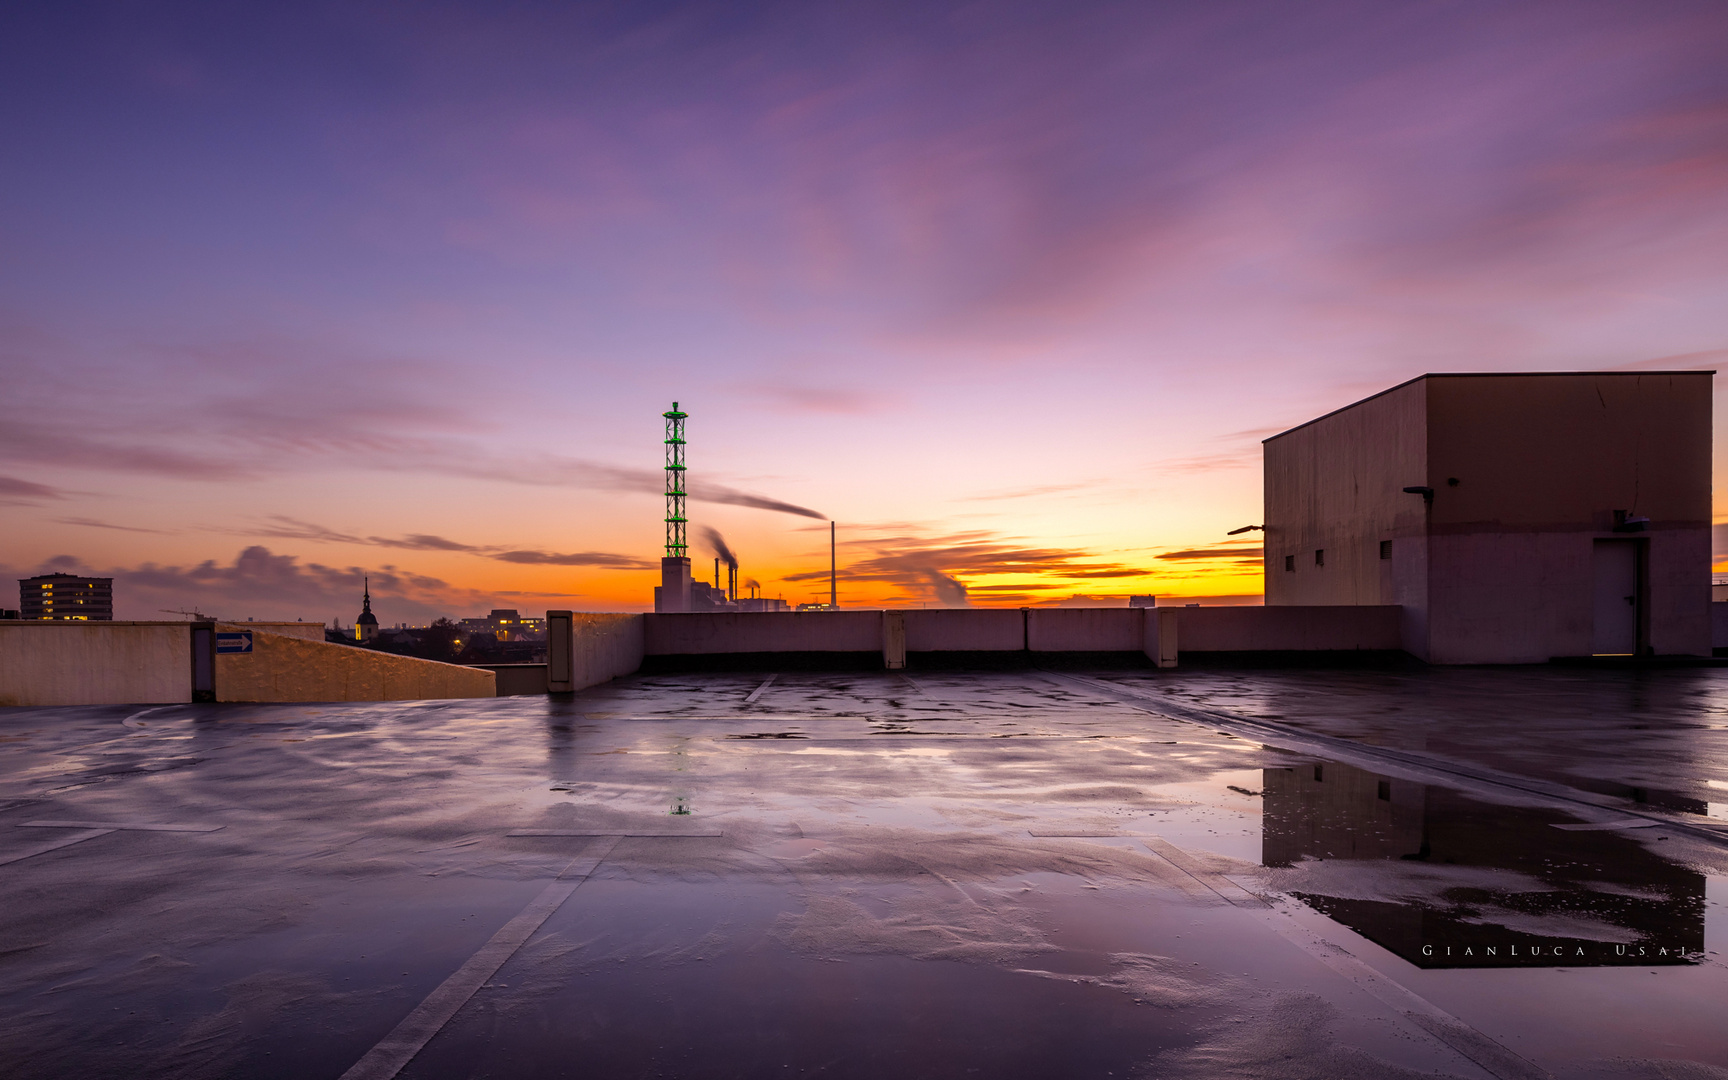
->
[643,611,882,655]
[635,605,1404,667]
[0,605,1414,708]
[215,625,494,702]
[905,609,1026,651]
[1175,605,1403,652]
[1025,608,1146,652]
[0,622,194,706]
[549,612,647,692]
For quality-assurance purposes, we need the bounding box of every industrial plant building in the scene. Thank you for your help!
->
[1262,371,1712,663]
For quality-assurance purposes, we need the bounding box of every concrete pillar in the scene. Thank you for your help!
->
[882,611,906,670]
[1143,607,1178,668]
[1158,608,1179,667]
[547,610,573,692]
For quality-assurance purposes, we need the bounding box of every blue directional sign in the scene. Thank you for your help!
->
[215,632,253,654]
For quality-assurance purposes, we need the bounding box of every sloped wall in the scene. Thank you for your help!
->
[215,628,494,702]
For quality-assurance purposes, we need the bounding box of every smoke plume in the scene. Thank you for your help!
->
[924,568,971,608]
[702,526,738,569]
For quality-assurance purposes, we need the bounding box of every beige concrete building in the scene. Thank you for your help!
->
[1263,371,1712,663]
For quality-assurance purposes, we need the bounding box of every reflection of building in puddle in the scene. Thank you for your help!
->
[1262,761,1704,968]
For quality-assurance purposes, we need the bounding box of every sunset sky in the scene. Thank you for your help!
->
[4,1,1728,623]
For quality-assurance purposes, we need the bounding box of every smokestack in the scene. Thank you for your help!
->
[830,521,837,608]
[714,557,720,589]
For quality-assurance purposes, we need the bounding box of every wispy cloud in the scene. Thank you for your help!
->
[2,547,488,623]
[958,482,1099,503]
[236,517,652,568]
[1152,452,1258,475]
[0,341,824,520]
[744,380,891,416]
[51,517,168,534]
[1156,546,1264,562]
[781,527,1152,605]
[0,475,68,504]
[492,550,655,569]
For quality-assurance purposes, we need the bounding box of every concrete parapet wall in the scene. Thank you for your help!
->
[903,609,1024,651]
[474,664,551,696]
[636,606,1403,664]
[215,629,494,702]
[644,611,882,655]
[550,613,646,693]
[0,622,192,706]
[1173,605,1403,652]
[1026,608,1146,652]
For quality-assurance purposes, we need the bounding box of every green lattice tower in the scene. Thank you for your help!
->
[663,402,688,558]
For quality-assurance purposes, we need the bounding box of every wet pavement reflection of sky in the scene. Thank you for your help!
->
[2,667,1727,1079]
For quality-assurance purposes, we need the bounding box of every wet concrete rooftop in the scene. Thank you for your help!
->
[3,665,1728,1079]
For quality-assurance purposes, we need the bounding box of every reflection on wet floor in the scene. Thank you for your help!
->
[1261,760,1706,968]
[3,668,1728,1079]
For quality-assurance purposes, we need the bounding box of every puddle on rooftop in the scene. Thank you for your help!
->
[1259,759,1708,969]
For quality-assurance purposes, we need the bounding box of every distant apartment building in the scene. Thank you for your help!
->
[19,574,113,621]
[1263,371,1711,663]
[459,609,546,641]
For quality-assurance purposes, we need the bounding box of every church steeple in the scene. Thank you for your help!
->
[355,576,379,642]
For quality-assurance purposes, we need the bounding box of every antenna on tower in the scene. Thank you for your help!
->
[663,402,688,558]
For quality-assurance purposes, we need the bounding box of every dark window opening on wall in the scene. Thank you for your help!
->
[1284,554,1294,572]
[1313,765,1324,782]
[1377,780,1392,801]
[1380,540,1392,560]
[1314,549,1325,568]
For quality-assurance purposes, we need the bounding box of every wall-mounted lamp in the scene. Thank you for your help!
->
[1613,510,1650,533]
[1402,486,1434,503]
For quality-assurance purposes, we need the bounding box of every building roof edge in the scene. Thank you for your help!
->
[1261,370,1716,444]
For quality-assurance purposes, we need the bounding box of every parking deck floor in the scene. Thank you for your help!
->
[2,666,1727,1079]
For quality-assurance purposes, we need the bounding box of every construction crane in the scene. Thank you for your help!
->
[159,607,214,621]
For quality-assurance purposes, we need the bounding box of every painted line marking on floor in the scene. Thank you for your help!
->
[1247,901,1554,1080]
[20,820,225,832]
[1139,836,1268,909]
[744,674,778,704]
[338,835,622,1080]
[1137,832,1550,1080]
[507,830,723,838]
[1029,830,1133,837]
[1549,819,1659,831]
[0,828,116,867]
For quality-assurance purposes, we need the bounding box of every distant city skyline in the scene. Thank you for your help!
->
[4,2,1727,619]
